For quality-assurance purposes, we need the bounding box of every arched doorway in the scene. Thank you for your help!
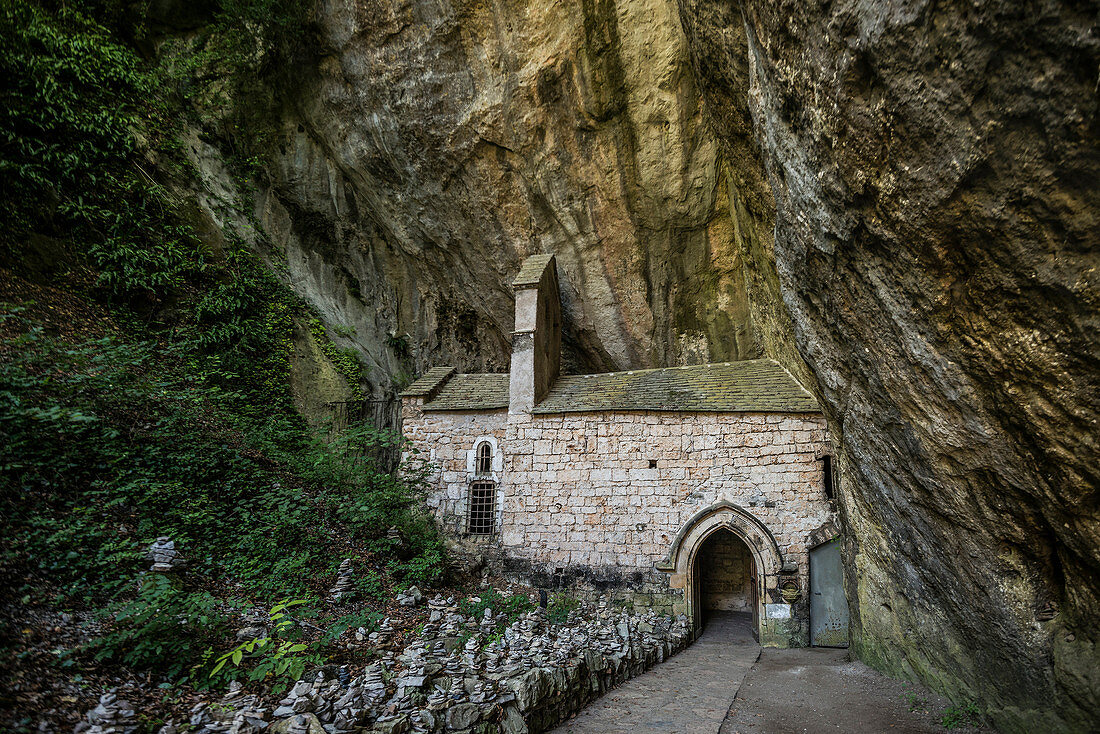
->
[656,500,783,641]
[693,528,759,637]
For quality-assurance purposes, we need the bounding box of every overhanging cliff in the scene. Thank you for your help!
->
[676,0,1099,730]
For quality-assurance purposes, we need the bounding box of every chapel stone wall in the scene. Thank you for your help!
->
[402,399,835,644]
[401,398,508,539]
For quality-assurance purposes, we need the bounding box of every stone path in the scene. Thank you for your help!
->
[549,612,760,734]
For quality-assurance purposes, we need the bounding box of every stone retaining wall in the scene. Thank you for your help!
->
[122,599,693,734]
[495,632,689,733]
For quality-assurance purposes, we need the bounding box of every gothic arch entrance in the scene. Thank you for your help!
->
[693,528,758,634]
[656,501,783,640]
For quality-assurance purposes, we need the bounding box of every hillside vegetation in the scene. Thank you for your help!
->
[0,1,446,728]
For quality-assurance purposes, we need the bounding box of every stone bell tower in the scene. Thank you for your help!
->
[508,254,561,415]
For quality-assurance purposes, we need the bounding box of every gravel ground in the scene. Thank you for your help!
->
[719,647,988,734]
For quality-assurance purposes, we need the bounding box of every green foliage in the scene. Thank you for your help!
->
[208,599,318,687]
[333,324,356,339]
[390,548,445,588]
[206,602,380,691]
[322,609,383,646]
[1,314,444,679]
[459,589,534,626]
[355,570,386,601]
[901,688,929,713]
[0,0,298,412]
[386,332,410,358]
[0,0,442,689]
[941,702,983,730]
[547,593,582,624]
[0,0,196,298]
[190,241,296,408]
[309,318,364,399]
[91,574,231,680]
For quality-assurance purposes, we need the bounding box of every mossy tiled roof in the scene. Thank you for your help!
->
[404,359,818,414]
[512,254,555,287]
[399,367,457,399]
[532,359,818,414]
[422,373,510,411]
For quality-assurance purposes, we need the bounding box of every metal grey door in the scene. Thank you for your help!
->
[810,540,849,647]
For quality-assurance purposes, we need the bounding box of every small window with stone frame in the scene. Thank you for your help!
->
[467,481,496,535]
[821,455,835,499]
[476,441,493,475]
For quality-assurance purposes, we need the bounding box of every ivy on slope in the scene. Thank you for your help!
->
[0,0,440,689]
[0,307,441,680]
[1,0,189,298]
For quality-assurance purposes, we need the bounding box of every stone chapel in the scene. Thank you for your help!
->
[401,255,845,647]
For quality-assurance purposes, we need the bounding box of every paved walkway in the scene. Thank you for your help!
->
[550,612,760,734]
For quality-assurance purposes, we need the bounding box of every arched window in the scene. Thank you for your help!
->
[476,442,492,475]
[467,438,497,535]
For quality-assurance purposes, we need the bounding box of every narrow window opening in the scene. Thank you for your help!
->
[468,481,496,535]
[822,455,834,499]
[649,459,658,469]
[476,442,492,474]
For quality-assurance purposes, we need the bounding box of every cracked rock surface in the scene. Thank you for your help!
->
[157,0,1098,728]
[677,0,1099,730]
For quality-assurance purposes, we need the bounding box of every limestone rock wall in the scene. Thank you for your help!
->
[249,0,762,399]
[676,0,1100,729]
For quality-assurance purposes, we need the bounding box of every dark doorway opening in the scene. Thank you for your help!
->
[693,529,759,640]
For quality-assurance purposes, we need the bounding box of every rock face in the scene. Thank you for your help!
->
[676,0,1099,730]
[163,0,1097,728]
[248,0,762,394]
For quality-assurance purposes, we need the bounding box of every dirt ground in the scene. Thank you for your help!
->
[719,648,988,734]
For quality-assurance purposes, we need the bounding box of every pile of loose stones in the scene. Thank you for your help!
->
[77,591,692,734]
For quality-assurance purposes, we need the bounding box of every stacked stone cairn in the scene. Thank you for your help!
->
[328,559,355,603]
[236,609,270,642]
[96,593,691,734]
[145,536,185,572]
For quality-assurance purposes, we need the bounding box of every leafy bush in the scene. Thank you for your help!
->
[390,548,446,588]
[0,0,195,299]
[0,313,444,677]
[208,600,319,688]
[0,0,444,689]
[91,574,231,680]
[459,588,534,626]
[321,609,383,647]
[941,702,984,730]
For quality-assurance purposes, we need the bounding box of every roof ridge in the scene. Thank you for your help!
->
[561,358,779,380]
[413,358,819,414]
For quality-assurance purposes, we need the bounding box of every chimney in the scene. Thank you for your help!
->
[509,254,561,414]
